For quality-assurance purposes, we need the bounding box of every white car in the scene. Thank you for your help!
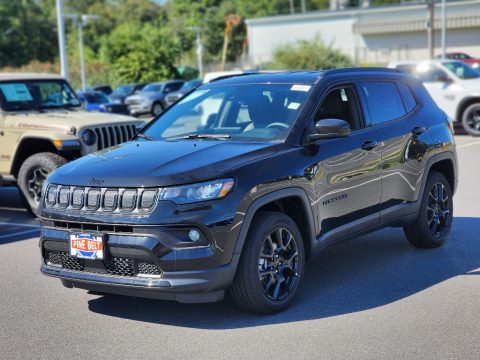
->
[388,60,480,136]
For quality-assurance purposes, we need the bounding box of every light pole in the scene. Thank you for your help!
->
[56,0,68,79]
[441,0,447,59]
[65,14,100,91]
[191,27,203,79]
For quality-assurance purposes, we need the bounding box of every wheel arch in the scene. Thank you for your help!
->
[421,151,457,199]
[233,188,316,261]
[11,137,58,177]
[456,96,480,122]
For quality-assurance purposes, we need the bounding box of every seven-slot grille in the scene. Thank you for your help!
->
[90,124,139,150]
[45,185,158,213]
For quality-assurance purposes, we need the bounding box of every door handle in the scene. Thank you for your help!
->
[412,126,428,136]
[361,140,378,151]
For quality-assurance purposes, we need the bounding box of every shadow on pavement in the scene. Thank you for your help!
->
[87,216,480,329]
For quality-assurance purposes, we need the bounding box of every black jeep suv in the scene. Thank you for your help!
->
[39,69,457,314]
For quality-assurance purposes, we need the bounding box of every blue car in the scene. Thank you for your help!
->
[77,91,111,112]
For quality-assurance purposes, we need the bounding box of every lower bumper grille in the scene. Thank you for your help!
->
[46,251,162,278]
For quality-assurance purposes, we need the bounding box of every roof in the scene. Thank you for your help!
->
[205,71,324,86]
[0,73,64,81]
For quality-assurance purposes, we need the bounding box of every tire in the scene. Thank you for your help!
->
[151,102,164,116]
[17,152,67,216]
[403,171,453,248]
[230,211,305,314]
[461,103,480,136]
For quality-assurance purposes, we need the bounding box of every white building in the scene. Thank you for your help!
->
[245,0,480,66]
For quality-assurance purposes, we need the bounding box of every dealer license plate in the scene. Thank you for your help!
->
[70,233,104,260]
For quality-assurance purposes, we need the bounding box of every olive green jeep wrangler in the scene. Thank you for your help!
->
[0,73,144,214]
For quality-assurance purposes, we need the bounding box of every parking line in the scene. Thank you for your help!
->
[456,141,480,149]
[0,229,39,240]
[0,222,39,229]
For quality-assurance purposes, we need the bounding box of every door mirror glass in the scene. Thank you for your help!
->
[309,118,351,141]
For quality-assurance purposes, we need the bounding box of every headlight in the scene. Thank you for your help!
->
[79,128,97,145]
[159,179,235,204]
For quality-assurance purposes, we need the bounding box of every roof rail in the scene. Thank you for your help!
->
[209,71,262,83]
[324,67,402,76]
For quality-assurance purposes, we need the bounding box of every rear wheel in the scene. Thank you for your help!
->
[403,171,453,248]
[461,103,480,136]
[230,211,305,314]
[17,152,67,215]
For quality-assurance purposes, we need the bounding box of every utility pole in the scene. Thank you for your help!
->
[289,0,295,14]
[441,0,447,59]
[427,0,435,59]
[192,27,203,79]
[56,0,68,79]
[78,21,86,90]
[301,0,306,13]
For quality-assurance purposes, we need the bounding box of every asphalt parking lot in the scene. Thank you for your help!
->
[0,134,479,360]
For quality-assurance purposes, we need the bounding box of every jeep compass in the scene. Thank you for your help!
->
[39,69,457,314]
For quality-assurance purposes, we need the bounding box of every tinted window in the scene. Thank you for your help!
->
[397,82,417,113]
[315,87,361,130]
[360,82,406,125]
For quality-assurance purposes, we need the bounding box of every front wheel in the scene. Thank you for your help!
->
[230,211,305,314]
[151,102,164,116]
[403,171,453,248]
[17,152,67,215]
[461,103,480,136]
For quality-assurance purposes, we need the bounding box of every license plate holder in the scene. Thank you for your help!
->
[70,233,104,260]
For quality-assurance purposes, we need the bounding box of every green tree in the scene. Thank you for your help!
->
[101,23,180,85]
[271,36,352,70]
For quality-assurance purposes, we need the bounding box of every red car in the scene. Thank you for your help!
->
[436,52,480,69]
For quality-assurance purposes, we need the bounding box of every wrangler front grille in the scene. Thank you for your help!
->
[90,123,139,150]
[46,250,162,277]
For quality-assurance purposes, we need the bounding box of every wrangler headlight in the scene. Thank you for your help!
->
[79,128,97,146]
[159,179,235,204]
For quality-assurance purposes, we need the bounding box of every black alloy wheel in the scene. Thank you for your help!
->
[426,183,450,238]
[27,166,49,204]
[258,227,300,301]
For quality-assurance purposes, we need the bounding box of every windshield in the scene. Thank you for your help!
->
[83,92,110,104]
[443,61,480,79]
[0,80,81,111]
[141,84,163,93]
[112,85,133,96]
[143,83,312,142]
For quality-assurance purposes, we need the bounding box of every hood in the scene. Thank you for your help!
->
[5,110,141,133]
[457,78,480,93]
[49,140,276,187]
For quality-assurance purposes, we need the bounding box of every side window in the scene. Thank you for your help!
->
[397,82,417,113]
[360,81,406,126]
[414,65,448,83]
[315,87,361,130]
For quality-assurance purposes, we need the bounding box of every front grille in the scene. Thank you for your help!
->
[90,123,139,150]
[44,185,158,213]
[46,250,162,277]
[125,98,141,106]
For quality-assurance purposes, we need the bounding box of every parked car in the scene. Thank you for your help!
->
[39,69,457,313]
[77,90,111,111]
[85,85,113,96]
[389,60,480,135]
[110,83,147,105]
[0,73,144,214]
[164,79,202,107]
[125,80,185,116]
[435,52,480,69]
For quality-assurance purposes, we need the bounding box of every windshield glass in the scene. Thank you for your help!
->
[180,80,202,92]
[142,84,163,93]
[144,83,312,142]
[83,92,110,104]
[443,61,480,79]
[112,85,133,96]
[0,80,81,111]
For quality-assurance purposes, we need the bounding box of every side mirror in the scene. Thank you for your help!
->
[308,118,351,141]
[434,73,452,83]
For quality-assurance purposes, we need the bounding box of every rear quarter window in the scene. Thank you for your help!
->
[397,82,417,113]
[360,81,406,126]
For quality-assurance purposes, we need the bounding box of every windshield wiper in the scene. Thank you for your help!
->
[166,133,231,141]
[135,133,156,141]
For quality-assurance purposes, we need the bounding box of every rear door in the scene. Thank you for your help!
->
[357,79,431,220]
[311,84,382,240]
